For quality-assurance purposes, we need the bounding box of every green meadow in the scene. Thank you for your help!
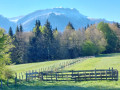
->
[4,53,120,90]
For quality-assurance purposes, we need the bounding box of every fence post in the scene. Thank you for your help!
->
[106,70,107,80]
[7,79,8,86]
[15,77,17,86]
[112,67,113,80]
[26,72,27,81]
[32,70,34,80]
[41,72,43,81]
[85,72,86,80]
[100,72,102,80]
[15,73,17,86]
[78,72,79,81]
[19,73,20,80]
[95,68,96,80]
[1,80,2,88]
[56,72,57,81]
[72,70,73,77]
[117,70,118,81]
[35,70,37,79]
[89,73,91,80]
[51,72,52,81]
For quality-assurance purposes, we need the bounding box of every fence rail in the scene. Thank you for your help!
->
[0,67,118,88]
[25,68,118,81]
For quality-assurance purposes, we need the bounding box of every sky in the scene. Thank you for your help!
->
[0,0,120,22]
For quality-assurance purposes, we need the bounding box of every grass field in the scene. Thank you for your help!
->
[4,53,120,90]
[8,59,74,74]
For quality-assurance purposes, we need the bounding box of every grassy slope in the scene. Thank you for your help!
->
[65,53,120,70]
[8,59,73,74]
[5,53,120,90]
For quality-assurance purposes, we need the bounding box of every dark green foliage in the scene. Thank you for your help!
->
[27,20,43,62]
[44,19,53,41]
[82,40,96,56]
[35,20,41,27]
[65,22,75,30]
[87,24,89,28]
[16,25,19,34]
[20,24,23,32]
[116,22,120,28]
[0,28,14,79]
[9,20,119,64]
[10,25,26,64]
[8,27,13,37]
[97,22,118,53]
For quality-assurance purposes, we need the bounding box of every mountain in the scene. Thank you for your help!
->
[9,16,24,23]
[0,15,16,33]
[0,8,113,32]
[17,8,94,32]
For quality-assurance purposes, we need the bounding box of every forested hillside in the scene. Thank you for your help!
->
[6,20,120,64]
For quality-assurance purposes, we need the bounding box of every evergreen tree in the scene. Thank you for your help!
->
[87,24,89,28]
[35,20,41,27]
[116,22,120,28]
[8,27,13,37]
[27,20,43,62]
[65,22,75,30]
[20,24,23,32]
[11,26,26,64]
[37,20,41,26]
[44,19,53,41]
[16,25,19,34]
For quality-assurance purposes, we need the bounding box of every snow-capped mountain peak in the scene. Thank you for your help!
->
[0,8,112,32]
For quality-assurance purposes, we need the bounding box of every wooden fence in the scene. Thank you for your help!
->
[0,67,118,88]
[25,68,118,81]
[16,56,93,80]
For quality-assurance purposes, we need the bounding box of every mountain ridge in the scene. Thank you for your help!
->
[0,8,113,32]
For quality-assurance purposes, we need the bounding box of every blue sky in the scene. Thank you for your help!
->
[0,0,120,22]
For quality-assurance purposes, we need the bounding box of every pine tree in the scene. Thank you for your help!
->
[84,26,86,30]
[65,22,75,30]
[27,20,43,62]
[16,25,19,34]
[11,26,26,64]
[35,20,41,27]
[8,27,13,37]
[116,22,120,28]
[44,19,53,41]
[87,24,89,28]
[20,24,23,32]
[37,20,41,26]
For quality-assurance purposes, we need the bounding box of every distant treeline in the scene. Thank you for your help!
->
[7,20,120,64]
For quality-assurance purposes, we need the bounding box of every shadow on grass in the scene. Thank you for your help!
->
[95,53,120,58]
[2,81,120,90]
[3,85,120,90]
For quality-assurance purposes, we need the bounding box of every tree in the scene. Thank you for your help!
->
[97,22,118,53]
[85,25,107,54]
[0,28,14,79]
[16,25,19,34]
[82,40,96,56]
[8,27,13,37]
[20,24,23,32]
[35,20,41,27]
[27,21,44,62]
[65,22,75,30]
[11,26,26,64]
[109,23,120,52]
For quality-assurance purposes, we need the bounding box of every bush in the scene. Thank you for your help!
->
[82,40,96,56]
